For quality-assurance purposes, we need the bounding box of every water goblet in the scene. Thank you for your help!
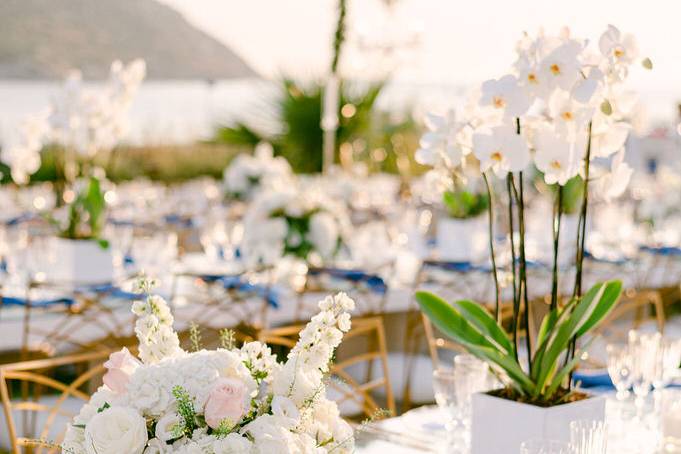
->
[519,439,572,454]
[570,420,608,454]
[432,368,464,452]
[606,343,633,401]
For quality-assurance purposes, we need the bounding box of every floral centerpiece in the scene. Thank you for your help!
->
[241,189,351,267]
[62,279,355,453]
[415,25,649,452]
[223,142,294,201]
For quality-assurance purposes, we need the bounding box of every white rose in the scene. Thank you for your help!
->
[308,212,339,258]
[84,406,148,454]
[155,412,181,442]
[144,438,168,454]
[213,433,253,454]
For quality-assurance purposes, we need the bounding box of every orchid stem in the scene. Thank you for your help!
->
[483,172,501,322]
[507,174,519,361]
[550,186,563,311]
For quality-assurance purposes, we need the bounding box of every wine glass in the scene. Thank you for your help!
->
[606,344,633,401]
[519,439,572,454]
[628,330,660,404]
[433,368,461,452]
[570,420,608,454]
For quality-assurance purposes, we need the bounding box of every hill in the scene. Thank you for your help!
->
[0,0,257,80]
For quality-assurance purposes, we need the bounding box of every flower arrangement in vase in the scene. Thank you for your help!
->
[241,188,351,267]
[222,142,294,201]
[415,25,649,452]
[61,278,355,453]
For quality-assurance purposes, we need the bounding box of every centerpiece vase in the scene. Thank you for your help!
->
[471,392,605,454]
[49,238,114,285]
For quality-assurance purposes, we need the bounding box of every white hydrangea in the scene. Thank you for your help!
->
[223,142,293,200]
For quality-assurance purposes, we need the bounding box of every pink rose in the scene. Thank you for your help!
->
[103,347,141,394]
[204,377,249,429]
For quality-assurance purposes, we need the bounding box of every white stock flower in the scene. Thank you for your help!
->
[472,125,530,176]
[479,75,530,118]
[84,406,148,454]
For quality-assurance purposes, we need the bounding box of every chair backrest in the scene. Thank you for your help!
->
[169,272,272,337]
[594,288,664,342]
[293,270,388,322]
[258,316,396,419]
[14,283,138,357]
[0,350,111,454]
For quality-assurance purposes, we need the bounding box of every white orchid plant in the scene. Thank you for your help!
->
[223,142,294,201]
[62,278,355,453]
[241,188,351,267]
[1,59,146,186]
[416,25,649,404]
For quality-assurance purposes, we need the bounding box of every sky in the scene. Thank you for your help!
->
[157,0,681,122]
[158,0,679,87]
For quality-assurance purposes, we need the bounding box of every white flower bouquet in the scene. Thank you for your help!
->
[240,189,351,266]
[62,281,355,453]
[223,143,294,201]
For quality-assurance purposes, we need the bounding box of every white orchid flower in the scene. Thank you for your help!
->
[415,110,467,168]
[595,148,633,202]
[599,25,639,66]
[479,75,530,118]
[539,40,583,92]
[548,89,594,139]
[590,113,631,159]
[533,126,584,186]
[473,125,530,177]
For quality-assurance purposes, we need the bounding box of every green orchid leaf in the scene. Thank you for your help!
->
[575,280,622,337]
[416,291,498,351]
[454,299,514,354]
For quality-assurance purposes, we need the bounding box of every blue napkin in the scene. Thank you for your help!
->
[200,275,279,308]
[307,267,388,295]
[1,295,74,308]
[640,245,681,257]
[573,371,681,390]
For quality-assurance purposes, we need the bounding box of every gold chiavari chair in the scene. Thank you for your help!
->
[594,288,664,341]
[0,350,111,454]
[258,316,396,419]
[293,268,389,322]
[169,272,273,350]
[18,288,138,358]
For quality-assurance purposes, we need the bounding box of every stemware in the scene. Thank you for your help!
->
[570,420,608,454]
[628,330,660,402]
[519,439,573,454]
[432,368,463,452]
[606,343,633,400]
[653,338,681,390]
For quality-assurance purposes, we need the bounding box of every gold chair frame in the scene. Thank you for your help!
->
[258,316,396,418]
[0,350,111,454]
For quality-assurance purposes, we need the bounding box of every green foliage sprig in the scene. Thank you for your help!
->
[172,385,197,437]
[442,189,489,219]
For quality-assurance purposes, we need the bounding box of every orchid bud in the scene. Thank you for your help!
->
[600,100,613,116]
[642,58,653,70]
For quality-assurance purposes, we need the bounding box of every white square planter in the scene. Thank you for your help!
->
[471,391,605,454]
[49,238,114,285]
[436,216,487,262]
